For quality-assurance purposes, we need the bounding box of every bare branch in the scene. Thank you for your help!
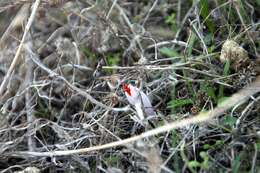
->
[0,0,41,97]
[9,75,260,157]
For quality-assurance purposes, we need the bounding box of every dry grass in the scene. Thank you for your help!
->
[0,0,259,172]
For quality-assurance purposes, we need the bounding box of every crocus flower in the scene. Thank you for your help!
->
[122,83,156,120]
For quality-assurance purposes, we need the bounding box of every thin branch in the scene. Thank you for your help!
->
[0,0,41,97]
[146,39,188,49]
[24,46,130,112]
[9,75,260,157]
[142,0,159,26]
[25,42,36,152]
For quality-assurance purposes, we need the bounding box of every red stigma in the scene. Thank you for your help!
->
[122,83,131,96]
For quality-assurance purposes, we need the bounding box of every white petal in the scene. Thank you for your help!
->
[140,91,156,116]
[134,102,144,120]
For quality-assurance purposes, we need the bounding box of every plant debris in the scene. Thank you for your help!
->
[220,39,249,70]
[0,0,259,172]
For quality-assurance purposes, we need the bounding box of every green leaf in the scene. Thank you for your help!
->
[165,13,175,24]
[223,115,237,127]
[188,160,201,168]
[203,144,211,150]
[187,32,197,56]
[256,142,260,151]
[170,130,180,147]
[105,155,120,165]
[207,87,217,102]
[105,53,120,73]
[199,151,207,159]
[160,47,179,57]
[168,99,194,109]
[200,83,217,103]
[223,60,230,76]
[165,13,178,32]
[199,0,214,33]
[81,47,96,61]
[218,60,230,98]
[257,0,260,6]
[200,0,209,19]
[231,156,241,173]
[215,140,225,146]
[204,33,213,46]
[200,151,209,169]
[107,54,120,66]
[207,45,215,53]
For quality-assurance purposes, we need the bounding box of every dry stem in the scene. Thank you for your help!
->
[0,0,41,97]
[9,75,260,157]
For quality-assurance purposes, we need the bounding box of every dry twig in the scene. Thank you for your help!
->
[9,75,260,157]
[0,0,41,97]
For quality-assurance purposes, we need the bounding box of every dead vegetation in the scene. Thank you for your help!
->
[0,0,259,172]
